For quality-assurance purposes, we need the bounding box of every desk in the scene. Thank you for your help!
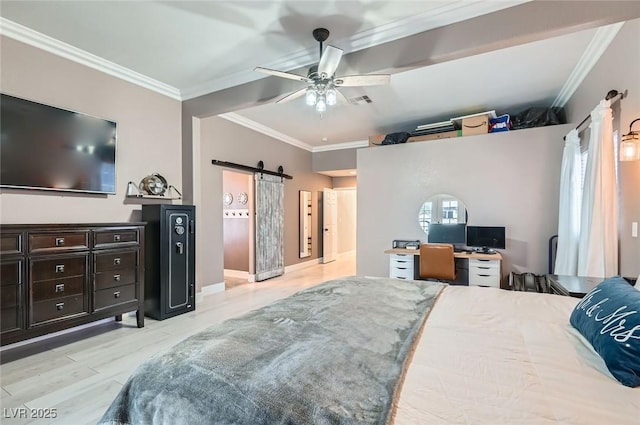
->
[546,274,603,298]
[384,248,503,287]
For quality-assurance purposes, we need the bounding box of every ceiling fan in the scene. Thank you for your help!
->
[254,28,390,112]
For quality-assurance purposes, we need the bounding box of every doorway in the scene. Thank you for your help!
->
[222,170,253,289]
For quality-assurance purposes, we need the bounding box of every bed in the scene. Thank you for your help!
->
[98,276,639,425]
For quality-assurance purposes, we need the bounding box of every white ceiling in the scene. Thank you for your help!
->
[0,1,628,159]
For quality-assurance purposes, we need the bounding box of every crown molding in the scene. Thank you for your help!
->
[312,140,369,153]
[0,17,181,100]
[219,112,369,153]
[181,0,531,100]
[1,1,529,102]
[218,113,313,152]
[552,22,624,108]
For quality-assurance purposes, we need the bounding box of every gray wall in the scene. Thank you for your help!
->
[0,36,182,224]
[357,125,572,278]
[196,116,332,290]
[313,149,358,173]
[332,176,358,188]
[565,18,640,278]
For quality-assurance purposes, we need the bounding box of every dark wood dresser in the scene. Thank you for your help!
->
[0,223,145,346]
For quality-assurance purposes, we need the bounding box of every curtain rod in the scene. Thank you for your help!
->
[563,89,626,140]
[211,159,293,180]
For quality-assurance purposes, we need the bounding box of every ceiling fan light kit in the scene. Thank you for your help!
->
[255,28,390,114]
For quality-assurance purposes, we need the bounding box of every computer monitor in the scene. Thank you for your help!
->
[427,223,466,245]
[466,226,506,250]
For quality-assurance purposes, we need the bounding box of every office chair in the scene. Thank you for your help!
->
[419,243,456,282]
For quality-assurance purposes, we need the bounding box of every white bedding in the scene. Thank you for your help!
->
[394,286,640,425]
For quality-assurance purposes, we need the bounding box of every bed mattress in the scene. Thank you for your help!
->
[394,285,640,424]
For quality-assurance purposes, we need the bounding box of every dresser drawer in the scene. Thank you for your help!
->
[30,256,87,281]
[31,294,86,325]
[1,260,23,286]
[94,284,136,311]
[94,251,137,272]
[29,231,89,253]
[1,233,23,256]
[93,229,139,248]
[94,268,137,291]
[31,275,85,302]
[1,306,20,332]
[1,284,19,309]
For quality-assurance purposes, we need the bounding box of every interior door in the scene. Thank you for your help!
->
[323,188,338,263]
[254,174,285,281]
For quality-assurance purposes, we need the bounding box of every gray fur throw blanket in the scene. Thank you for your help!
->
[98,277,445,425]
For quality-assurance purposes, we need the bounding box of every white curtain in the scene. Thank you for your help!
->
[554,129,582,275]
[577,99,619,278]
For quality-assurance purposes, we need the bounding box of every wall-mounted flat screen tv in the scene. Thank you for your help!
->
[0,93,116,194]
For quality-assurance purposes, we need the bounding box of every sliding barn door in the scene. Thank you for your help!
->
[254,174,284,281]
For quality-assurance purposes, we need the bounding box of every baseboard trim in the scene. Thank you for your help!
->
[198,282,225,300]
[284,258,323,273]
[223,269,250,279]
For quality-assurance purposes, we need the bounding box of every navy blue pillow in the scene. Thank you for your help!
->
[570,276,640,387]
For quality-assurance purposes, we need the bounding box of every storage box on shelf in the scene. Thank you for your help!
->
[451,111,497,136]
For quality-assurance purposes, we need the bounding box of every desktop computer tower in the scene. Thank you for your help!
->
[142,204,195,320]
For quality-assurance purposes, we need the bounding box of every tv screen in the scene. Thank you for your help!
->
[427,223,466,245]
[0,93,116,194]
[466,226,506,249]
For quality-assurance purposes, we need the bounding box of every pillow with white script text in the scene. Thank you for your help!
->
[570,276,640,387]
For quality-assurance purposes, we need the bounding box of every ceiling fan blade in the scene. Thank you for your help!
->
[334,74,390,87]
[276,87,307,104]
[318,45,343,78]
[254,67,311,83]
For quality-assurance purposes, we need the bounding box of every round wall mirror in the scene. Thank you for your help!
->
[418,193,468,234]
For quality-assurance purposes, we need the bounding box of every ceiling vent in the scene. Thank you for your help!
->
[348,95,373,105]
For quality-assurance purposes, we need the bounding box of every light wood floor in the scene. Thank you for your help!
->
[0,254,355,425]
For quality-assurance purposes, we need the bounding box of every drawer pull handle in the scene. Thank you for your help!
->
[56,302,64,311]
[55,264,65,273]
[479,274,492,277]
[113,234,121,242]
[114,291,121,299]
[113,258,121,265]
[55,283,65,293]
[55,237,65,246]
[478,266,491,269]
[114,274,121,282]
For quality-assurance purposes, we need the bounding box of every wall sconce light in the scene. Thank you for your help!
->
[620,118,640,161]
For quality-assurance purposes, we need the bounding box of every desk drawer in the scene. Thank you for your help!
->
[469,273,500,288]
[390,258,414,269]
[390,267,414,280]
[469,258,500,270]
